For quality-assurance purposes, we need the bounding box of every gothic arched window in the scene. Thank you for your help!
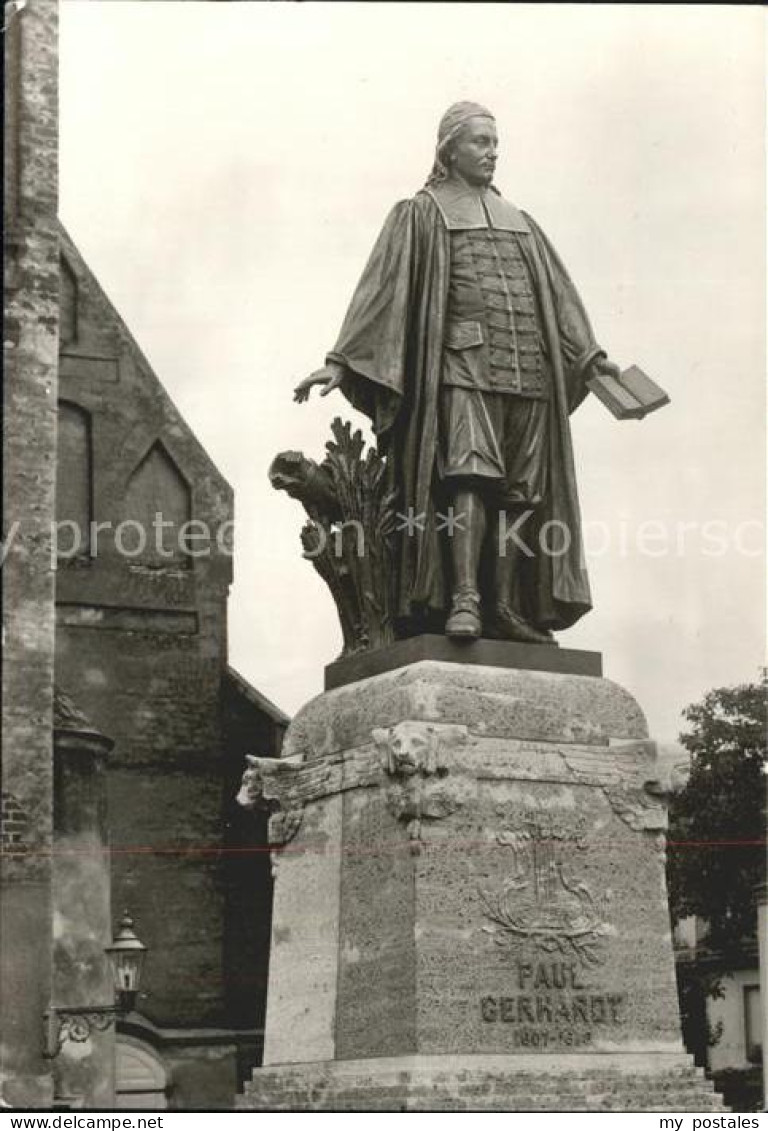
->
[123,442,191,567]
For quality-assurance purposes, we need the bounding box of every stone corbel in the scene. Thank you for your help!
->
[560,739,670,832]
[236,754,331,846]
[236,746,382,856]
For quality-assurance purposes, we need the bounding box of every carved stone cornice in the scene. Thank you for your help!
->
[236,728,669,850]
[237,722,471,849]
[561,739,668,832]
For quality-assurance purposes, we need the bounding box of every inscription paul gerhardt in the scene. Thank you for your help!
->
[480,959,626,1050]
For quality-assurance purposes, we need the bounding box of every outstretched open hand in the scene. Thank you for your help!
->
[293,365,344,403]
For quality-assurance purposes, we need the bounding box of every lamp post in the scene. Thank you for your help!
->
[105,913,147,1014]
[44,913,147,1058]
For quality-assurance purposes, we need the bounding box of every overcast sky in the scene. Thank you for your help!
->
[59,2,765,742]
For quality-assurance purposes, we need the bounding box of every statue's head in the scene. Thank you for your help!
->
[427,101,497,188]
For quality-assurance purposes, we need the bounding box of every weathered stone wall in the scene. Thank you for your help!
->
[1,0,59,1107]
[54,225,231,1030]
[259,665,683,1067]
[221,672,287,1033]
[52,229,284,1067]
[163,1041,239,1111]
[2,2,283,1104]
[240,1053,725,1112]
[116,1021,244,1111]
[52,700,115,1108]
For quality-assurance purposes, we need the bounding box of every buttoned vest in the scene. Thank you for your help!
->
[424,183,549,398]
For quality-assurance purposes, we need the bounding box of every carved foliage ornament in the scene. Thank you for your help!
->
[269,418,398,657]
[480,823,611,969]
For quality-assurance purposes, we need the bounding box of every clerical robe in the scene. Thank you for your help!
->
[326,182,603,632]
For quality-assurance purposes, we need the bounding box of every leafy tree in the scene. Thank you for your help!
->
[667,671,767,957]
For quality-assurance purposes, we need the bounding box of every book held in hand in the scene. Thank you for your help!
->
[587,365,670,420]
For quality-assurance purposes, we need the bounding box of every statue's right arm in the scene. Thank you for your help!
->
[293,360,346,404]
[294,198,417,413]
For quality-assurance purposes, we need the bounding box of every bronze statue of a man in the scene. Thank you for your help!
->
[294,102,620,644]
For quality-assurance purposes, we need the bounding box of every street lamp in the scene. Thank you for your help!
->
[105,913,147,1014]
[44,912,148,1058]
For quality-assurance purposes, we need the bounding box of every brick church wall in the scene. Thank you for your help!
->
[2,9,284,1101]
[53,228,285,1107]
[54,226,235,1029]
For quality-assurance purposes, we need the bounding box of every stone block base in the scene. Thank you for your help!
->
[238,662,727,1112]
[325,635,602,689]
[238,1054,724,1112]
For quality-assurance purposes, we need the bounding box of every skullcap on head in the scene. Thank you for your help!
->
[437,101,494,147]
[425,101,495,188]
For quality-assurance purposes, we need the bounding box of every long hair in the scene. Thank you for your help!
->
[425,140,452,188]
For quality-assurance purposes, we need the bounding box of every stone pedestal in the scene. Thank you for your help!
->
[238,660,723,1111]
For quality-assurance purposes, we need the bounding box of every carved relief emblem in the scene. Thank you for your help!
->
[480,823,610,968]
